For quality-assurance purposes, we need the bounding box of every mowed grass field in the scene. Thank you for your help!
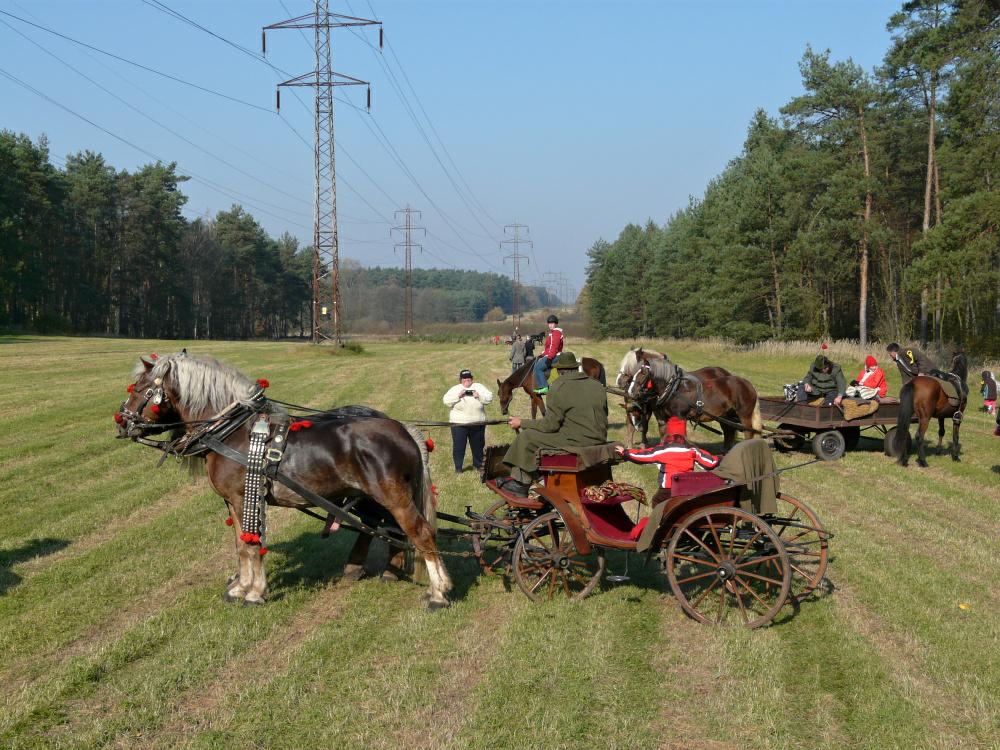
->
[1,335,997,750]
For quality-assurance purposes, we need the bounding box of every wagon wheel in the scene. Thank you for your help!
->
[773,424,805,453]
[812,430,846,461]
[472,499,522,577]
[883,427,902,457]
[666,507,790,628]
[512,511,605,602]
[839,426,861,452]
[763,494,829,603]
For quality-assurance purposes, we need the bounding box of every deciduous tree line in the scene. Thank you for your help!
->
[584,0,999,354]
[0,135,553,338]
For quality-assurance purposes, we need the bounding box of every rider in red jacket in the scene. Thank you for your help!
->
[532,314,564,394]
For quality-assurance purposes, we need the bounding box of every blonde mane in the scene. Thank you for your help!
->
[134,352,257,418]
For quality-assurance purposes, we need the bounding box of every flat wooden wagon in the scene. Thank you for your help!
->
[758,396,913,460]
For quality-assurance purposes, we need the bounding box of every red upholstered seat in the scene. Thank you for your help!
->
[580,502,636,542]
[669,471,728,497]
[538,453,579,470]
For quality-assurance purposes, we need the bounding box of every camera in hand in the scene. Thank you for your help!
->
[464,389,476,396]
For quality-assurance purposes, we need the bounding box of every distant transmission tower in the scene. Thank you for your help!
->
[501,222,531,330]
[392,206,424,336]
[264,3,382,344]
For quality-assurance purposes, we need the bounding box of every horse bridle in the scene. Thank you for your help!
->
[118,374,173,436]
[629,365,704,417]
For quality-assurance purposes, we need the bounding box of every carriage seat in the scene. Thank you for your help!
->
[669,471,729,497]
[537,443,618,473]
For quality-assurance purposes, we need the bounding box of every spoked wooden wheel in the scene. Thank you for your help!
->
[764,494,830,603]
[472,499,524,577]
[666,507,790,628]
[512,511,605,602]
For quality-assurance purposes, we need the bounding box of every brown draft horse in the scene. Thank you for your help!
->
[496,356,607,418]
[117,351,453,609]
[892,352,968,467]
[627,354,762,451]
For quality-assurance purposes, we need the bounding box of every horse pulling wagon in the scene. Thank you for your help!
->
[459,441,831,628]
[759,396,914,461]
[117,351,830,627]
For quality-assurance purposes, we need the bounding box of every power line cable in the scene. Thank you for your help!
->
[367,0,501,230]
[0,65,313,232]
[0,18,315,220]
[0,8,275,112]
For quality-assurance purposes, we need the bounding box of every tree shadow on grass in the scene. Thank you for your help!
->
[0,537,70,595]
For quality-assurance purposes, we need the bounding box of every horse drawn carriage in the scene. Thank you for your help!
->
[117,350,831,628]
[461,440,831,628]
[759,396,914,461]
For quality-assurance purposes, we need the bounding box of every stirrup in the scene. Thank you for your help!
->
[534,387,549,395]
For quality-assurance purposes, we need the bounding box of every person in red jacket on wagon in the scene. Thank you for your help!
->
[532,314,564,395]
[614,417,720,540]
[614,417,720,504]
[845,355,887,400]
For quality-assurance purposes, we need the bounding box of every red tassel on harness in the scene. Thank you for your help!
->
[300,420,313,429]
[114,413,124,424]
[150,352,158,359]
[425,437,435,452]
[126,383,135,393]
[225,517,234,526]
[259,547,268,556]
[821,343,828,350]
[239,532,261,544]
[256,378,270,388]
[150,404,161,414]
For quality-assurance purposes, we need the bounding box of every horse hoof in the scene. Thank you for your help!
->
[917,460,929,468]
[952,455,961,462]
[222,590,244,604]
[342,565,367,582]
[242,597,265,607]
[425,597,450,611]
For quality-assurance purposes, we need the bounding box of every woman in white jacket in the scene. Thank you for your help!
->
[443,369,494,473]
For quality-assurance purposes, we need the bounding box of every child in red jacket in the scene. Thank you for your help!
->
[615,417,720,540]
[845,355,887,400]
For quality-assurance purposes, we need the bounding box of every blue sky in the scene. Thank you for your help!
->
[0,0,900,296]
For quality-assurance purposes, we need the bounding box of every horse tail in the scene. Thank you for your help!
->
[404,424,437,536]
[751,398,763,435]
[893,382,914,459]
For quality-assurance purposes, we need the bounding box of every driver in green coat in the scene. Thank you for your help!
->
[500,351,609,497]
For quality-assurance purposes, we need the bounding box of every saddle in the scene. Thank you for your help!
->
[929,372,966,407]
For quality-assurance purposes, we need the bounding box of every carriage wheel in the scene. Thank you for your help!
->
[773,424,805,453]
[764,494,829,603]
[883,427,901,457]
[472,499,523,577]
[812,430,846,461]
[512,511,605,602]
[666,507,790,628]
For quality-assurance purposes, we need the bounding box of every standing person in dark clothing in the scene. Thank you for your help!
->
[523,333,536,361]
[509,335,527,373]
[443,369,493,473]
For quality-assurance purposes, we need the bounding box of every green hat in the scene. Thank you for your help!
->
[813,355,829,369]
[554,351,581,369]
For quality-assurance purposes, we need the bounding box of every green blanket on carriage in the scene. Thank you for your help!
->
[713,438,779,516]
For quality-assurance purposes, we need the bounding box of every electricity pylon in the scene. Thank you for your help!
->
[392,206,424,336]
